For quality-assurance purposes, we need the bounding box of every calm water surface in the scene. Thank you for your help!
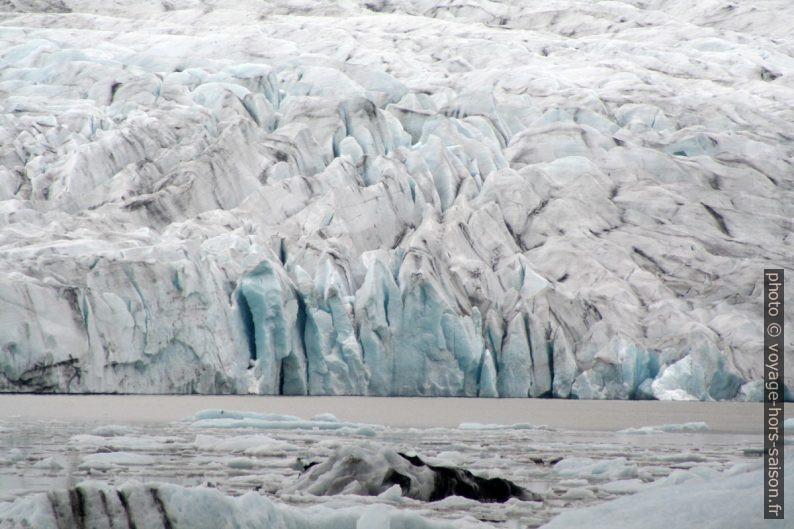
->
[0,395,774,432]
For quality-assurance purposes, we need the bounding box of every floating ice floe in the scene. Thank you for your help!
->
[553,457,638,481]
[618,422,709,434]
[189,409,383,435]
[458,422,550,431]
[69,434,182,451]
[596,479,645,495]
[193,433,293,455]
[560,487,595,500]
[651,452,709,464]
[31,457,65,470]
[647,464,721,487]
[90,425,137,437]
[79,452,156,470]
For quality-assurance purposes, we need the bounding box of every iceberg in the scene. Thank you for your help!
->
[0,481,493,529]
[617,422,710,434]
[286,443,537,503]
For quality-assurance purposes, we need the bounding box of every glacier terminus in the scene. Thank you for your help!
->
[0,0,792,400]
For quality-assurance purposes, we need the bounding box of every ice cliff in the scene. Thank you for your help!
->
[0,0,792,399]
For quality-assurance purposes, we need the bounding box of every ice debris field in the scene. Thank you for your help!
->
[0,409,791,528]
[1,0,793,399]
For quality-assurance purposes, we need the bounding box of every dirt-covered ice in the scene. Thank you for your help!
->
[1,0,792,398]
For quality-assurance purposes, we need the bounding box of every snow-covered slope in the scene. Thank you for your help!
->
[0,0,792,398]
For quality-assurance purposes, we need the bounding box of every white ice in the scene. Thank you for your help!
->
[190,409,383,434]
[617,421,709,434]
[458,423,550,431]
[193,433,292,455]
[540,457,793,529]
[79,452,156,470]
[553,457,638,481]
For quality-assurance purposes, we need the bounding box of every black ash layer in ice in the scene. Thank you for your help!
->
[0,0,792,399]
[0,481,484,529]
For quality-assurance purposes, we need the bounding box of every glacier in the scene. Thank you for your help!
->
[0,0,792,399]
